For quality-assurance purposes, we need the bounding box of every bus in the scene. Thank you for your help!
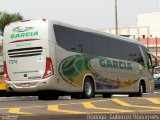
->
[3,19,157,100]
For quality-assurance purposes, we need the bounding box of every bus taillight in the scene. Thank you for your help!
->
[3,61,11,81]
[42,58,54,79]
[20,20,30,22]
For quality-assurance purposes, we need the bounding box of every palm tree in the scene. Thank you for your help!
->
[0,11,23,35]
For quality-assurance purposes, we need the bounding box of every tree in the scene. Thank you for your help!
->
[0,11,23,35]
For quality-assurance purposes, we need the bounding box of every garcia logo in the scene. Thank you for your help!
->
[13,26,33,32]
[99,58,132,70]
[10,26,39,39]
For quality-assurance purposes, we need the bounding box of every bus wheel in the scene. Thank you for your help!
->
[137,82,144,97]
[38,94,59,100]
[129,82,144,97]
[82,77,94,99]
[0,90,7,97]
[38,91,59,100]
[102,93,112,98]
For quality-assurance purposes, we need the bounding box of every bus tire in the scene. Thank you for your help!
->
[0,90,7,97]
[137,82,144,97]
[38,91,59,100]
[129,82,145,97]
[81,77,94,99]
[38,95,59,100]
[38,94,59,100]
[102,93,112,98]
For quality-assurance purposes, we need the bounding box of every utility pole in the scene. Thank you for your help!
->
[115,0,118,34]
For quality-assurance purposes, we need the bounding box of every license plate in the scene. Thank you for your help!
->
[21,83,30,87]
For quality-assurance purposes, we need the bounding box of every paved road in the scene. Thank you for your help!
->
[0,91,160,120]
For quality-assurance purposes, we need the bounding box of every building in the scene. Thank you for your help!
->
[100,12,160,62]
[101,26,149,39]
[137,12,160,38]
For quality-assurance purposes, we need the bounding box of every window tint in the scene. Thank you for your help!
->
[129,45,145,66]
[53,25,92,54]
[141,46,151,67]
[53,24,145,65]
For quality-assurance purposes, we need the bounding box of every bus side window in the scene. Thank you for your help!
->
[129,45,145,66]
[147,56,152,69]
[145,54,153,75]
[146,53,158,75]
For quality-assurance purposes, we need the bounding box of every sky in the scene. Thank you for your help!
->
[0,0,160,29]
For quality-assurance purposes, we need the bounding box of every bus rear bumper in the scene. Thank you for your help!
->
[5,76,55,92]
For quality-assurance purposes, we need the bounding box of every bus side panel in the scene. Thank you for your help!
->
[55,45,82,92]
[55,47,141,93]
[90,57,139,93]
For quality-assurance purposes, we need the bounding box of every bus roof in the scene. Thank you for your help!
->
[57,21,145,47]
[6,19,145,47]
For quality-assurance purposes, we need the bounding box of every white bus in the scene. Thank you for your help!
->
[3,19,157,100]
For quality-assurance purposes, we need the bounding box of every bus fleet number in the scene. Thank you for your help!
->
[9,60,18,64]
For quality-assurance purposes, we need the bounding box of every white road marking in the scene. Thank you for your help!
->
[0,96,38,101]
